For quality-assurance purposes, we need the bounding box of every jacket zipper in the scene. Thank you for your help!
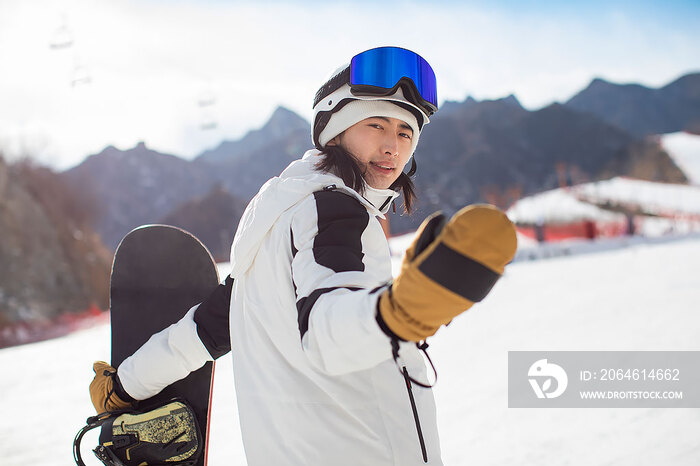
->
[402,365,428,463]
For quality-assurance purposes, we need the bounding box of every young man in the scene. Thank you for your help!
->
[90,46,517,465]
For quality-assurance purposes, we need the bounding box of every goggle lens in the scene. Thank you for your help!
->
[350,47,438,113]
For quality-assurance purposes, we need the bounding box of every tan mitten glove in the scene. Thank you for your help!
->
[378,204,517,342]
[89,361,135,413]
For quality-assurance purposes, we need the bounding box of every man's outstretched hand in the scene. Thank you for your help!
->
[378,204,517,342]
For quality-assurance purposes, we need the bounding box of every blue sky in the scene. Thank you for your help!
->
[0,0,697,169]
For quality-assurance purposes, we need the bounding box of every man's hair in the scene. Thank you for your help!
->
[315,145,416,214]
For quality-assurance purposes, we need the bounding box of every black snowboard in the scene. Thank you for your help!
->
[110,224,219,466]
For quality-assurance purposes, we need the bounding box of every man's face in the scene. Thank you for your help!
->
[328,116,414,190]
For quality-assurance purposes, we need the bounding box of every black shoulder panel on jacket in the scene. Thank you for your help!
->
[194,275,233,359]
[312,190,368,273]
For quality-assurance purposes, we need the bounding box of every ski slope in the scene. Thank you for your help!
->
[1,235,699,465]
[507,177,700,224]
[662,132,700,185]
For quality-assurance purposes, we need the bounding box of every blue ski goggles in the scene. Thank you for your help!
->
[350,46,438,116]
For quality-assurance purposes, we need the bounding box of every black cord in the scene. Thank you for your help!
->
[104,370,116,411]
[390,338,438,389]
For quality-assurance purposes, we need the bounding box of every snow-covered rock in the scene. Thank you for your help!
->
[661,132,700,185]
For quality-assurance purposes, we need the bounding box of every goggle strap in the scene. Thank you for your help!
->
[312,98,357,149]
[407,156,417,177]
[313,66,350,109]
[314,68,434,118]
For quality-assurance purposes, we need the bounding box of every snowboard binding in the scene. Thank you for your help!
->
[73,399,203,466]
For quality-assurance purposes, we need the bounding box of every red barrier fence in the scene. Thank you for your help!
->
[0,304,108,349]
[517,220,630,242]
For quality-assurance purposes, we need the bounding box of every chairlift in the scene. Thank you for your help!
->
[200,120,218,130]
[49,19,73,50]
[198,93,217,129]
[198,90,216,107]
[71,64,92,87]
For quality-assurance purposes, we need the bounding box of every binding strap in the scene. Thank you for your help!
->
[73,399,202,466]
[73,409,131,466]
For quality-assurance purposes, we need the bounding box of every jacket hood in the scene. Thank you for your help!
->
[229,149,400,278]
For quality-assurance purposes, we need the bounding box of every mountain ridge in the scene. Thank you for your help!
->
[565,72,700,136]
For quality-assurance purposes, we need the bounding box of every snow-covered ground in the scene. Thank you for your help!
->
[1,235,700,465]
[507,177,700,225]
[575,177,700,217]
[662,132,700,185]
[506,186,624,224]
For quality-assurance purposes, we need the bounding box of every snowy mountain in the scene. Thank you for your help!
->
[59,111,311,249]
[195,109,312,201]
[197,106,311,165]
[2,235,699,465]
[661,132,700,185]
[63,142,217,249]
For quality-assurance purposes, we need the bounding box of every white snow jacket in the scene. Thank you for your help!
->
[118,149,443,465]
